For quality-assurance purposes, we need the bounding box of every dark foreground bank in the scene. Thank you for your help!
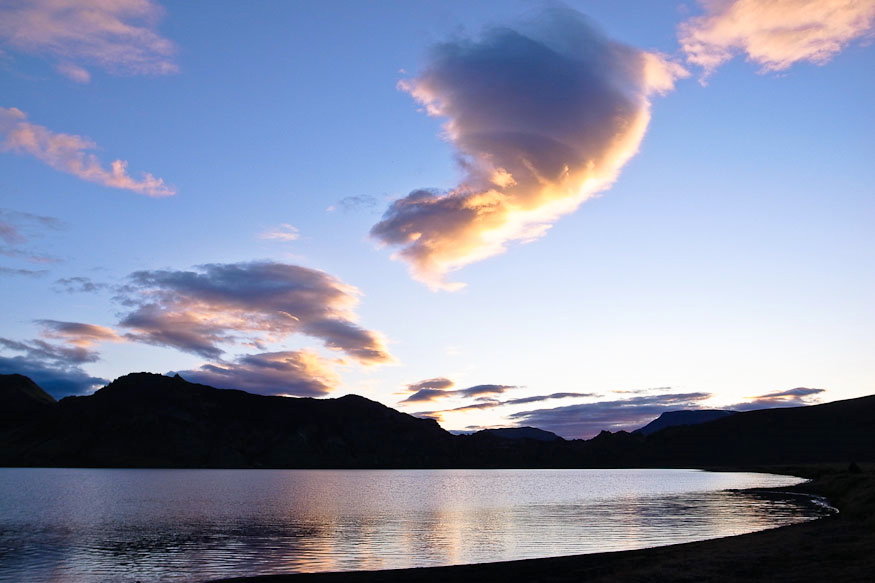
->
[212,466,875,583]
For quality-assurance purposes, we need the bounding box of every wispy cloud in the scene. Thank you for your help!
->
[415,391,595,420]
[53,276,109,294]
[36,320,124,347]
[371,5,686,290]
[731,387,825,411]
[0,266,48,277]
[117,261,393,364]
[0,208,61,244]
[0,107,175,196]
[327,195,378,213]
[0,207,63,264]
[399,377,517,403]
[679,0,875,76]
[509,392,713,438]
[0,0,177,82]
[259,223,300,242]
[175,350,341,397]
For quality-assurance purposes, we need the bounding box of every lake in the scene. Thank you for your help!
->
[0,468,828,582]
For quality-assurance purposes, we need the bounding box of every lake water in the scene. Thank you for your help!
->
[0,468,828,582]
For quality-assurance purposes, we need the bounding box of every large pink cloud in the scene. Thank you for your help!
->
[0,0,177,82]
[371,6,685,290]
[0,108,175,196]
[679,0,875,75]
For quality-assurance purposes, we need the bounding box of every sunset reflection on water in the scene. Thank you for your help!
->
[0,468,829,582]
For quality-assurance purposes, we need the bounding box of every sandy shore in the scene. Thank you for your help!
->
[212,466,875,583]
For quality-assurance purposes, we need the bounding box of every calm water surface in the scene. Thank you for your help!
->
[0,468,828,582]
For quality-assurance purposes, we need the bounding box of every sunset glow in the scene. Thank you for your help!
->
[1,0,873,438]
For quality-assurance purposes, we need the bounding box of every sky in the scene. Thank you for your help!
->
[1,0,873,438]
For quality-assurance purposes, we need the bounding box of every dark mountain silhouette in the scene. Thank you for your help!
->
[474,427,563,442]
[0,373,57,425]
[634,410,736,436]
[0,372,872,468]
[0,373,454,468]
[643,395,875,466]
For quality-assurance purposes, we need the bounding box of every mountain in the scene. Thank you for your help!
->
[1,372,873,469]
[643,395,875,466]
[473,427,563,442]
[0,373,57,424]
[635,410,736,436]
[0,372,454,468]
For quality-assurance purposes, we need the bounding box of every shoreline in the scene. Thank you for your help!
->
[212,464,874,583]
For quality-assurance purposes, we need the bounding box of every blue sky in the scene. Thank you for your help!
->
[1,0,873,437]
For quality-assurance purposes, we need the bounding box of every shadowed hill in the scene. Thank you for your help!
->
[0,373,872,468]
[644,395,875,466]
[635,410,736,436]
[473,427,563,442]
[0,372,455,468]
[0,373,56,424]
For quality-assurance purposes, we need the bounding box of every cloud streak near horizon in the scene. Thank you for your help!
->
[399,377,518,403]
[0,336,106,397]
[371,6,685,290]
[731,387,825,410]
[0,0,177,83]
[176,350,341,397]
[0,108,175,196]
[679,0,875,76]
[509,392,714,438]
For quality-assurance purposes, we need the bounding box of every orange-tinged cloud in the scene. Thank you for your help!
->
[37,319,124,347]
[371,6,686,290]
[0,107,175,196]
[177,350,342,397]
[679,0,875,75]
[119,261,393,365]
[0,0,177,82]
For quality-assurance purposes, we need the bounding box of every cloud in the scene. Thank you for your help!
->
[327,195,379,213]
[679,0,875,76]
[259,224,300,242]
[0,207,63,263]
[457,383,515,398]
[117,261,393,364]
[509,392,713,438]
[53,276,108,293]
[0,0,177,82]
[399,377,517,403]
[0,107,175,196]
[0,245,59,263]
[401,377,456,402]
[0,208,62,241]
[0,266,47,277]
[175,350,341,397]
[731,386,825,411]
[0,336,106,397]
[370,6,686,290]
[36,320,124,347]
[408,377,455,392]
[0,337,98,365]
[416,391,595,419]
